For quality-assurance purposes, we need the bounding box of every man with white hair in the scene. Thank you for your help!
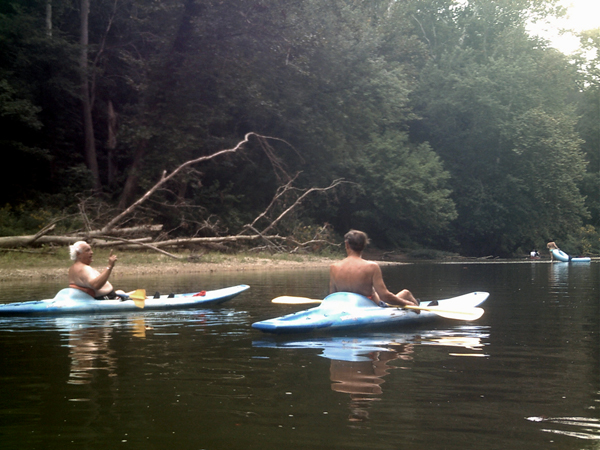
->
[68,241,122,299]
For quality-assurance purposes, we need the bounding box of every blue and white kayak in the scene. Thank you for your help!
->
[0,284,249,316]
[252,291,489,334]
[551,249,591,263]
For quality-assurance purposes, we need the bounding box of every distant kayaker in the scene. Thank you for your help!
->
[547,241,559,261]
[68,241,124,299]
[329,230,420,309]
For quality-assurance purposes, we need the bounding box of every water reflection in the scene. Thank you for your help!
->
[527,415,600,441]
[254,327,489,423]
[330,344,414,422]
[548,262,570,292]
[1,263,597,450]
[67,324,117,385]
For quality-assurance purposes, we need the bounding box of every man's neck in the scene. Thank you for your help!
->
[346,249,363,259]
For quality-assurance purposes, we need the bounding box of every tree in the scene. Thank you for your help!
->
[79,0,100,191]
[408,0,589,255]
[350,131,457,247]
[574,28,600,234]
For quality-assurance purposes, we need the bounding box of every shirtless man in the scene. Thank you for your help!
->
[68,241,122,299]
[547,241,559,261]
[329,230,420,308]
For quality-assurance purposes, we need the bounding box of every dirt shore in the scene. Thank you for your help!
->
[0,249,410,281]
[0,256,341,281]
[3,250,585,281]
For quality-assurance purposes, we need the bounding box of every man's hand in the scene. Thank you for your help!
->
[108,250,117,268]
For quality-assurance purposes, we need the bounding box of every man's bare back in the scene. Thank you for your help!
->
[329,256,380,298]
[330,230,419,308]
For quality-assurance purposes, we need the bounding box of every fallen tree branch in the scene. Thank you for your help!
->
[94,235,183,260]
[0,134,346,255]
[102,132,284,232]
[27,222,57,245]
[0,225,163,248]
[242,174,301,234]
[260,178,347,235]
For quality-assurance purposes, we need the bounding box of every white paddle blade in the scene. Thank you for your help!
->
[272,296,323,305]
[405,305,484,321]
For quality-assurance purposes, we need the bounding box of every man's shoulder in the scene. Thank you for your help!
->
[333,257,378,271]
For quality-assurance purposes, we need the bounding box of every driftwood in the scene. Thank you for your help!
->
[0,225,163,249]
[1,134,344,257]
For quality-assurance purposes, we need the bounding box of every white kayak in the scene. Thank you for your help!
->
[252,291,489,334]
[0,284,250,316]
[551,249,591,262]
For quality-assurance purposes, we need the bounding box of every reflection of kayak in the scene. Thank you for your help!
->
[551,249,591,263]
[252,291,488,334]
[0,284,249,316]
[254,328,490,361]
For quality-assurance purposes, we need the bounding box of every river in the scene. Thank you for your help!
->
[0,261,598,450]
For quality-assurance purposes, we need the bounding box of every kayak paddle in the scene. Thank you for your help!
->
[402,304,484,321]
[271,295,484,321]
[129,289,147,308]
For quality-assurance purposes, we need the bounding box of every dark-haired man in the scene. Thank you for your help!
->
[329,230,419,308]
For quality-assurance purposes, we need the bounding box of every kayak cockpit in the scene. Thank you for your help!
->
[319,292,376,310]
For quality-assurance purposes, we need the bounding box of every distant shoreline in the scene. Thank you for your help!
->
[0,255,338,281]
[0,252,593,281]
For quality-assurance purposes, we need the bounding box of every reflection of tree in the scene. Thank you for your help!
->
[67,327,116,385]
[329,344,414,422]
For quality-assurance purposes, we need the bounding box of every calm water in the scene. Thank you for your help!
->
[0,261,598,450]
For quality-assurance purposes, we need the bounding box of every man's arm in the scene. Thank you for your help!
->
[371,263,413,307]
[329,265,338,293]
[75,265,112,291]
[78,252,117,291]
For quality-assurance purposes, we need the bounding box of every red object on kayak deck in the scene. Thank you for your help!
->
[193,290,207,297]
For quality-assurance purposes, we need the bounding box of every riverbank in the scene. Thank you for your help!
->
[0,246,426,281]
[0,251,342,281]
[0,248,595,281]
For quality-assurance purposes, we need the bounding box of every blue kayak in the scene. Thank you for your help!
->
[0,284,249,316]
[551,249,591,262]
[252,291,489,334]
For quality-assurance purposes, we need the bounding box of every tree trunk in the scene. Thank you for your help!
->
[107,99,118,185]
[46,0,52,37]
[80,0,101,192]
[118,139,147,210]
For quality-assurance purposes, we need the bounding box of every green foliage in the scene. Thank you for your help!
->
[560,225,599,256]
[350,131,457,247]
[409,0,590,255]
[0,0,595,257]
[0,203,54,236]
[579,225,600,255]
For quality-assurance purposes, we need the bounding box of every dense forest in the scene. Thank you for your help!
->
[0,0,598,257]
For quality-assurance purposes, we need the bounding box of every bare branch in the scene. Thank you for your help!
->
[94,235,183,259]
[240,173,301,235]
[103,132,283,232]
[260,178,347,235]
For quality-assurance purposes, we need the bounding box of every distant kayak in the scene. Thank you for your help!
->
[551,249,591,263]
[0,284,249,316]
[252,291,488,334]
